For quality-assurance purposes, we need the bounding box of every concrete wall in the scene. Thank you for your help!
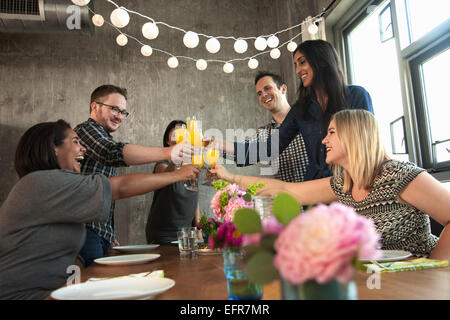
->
[0,0,324,245]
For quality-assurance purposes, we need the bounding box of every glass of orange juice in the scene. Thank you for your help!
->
[174,124,188,144]
[202,147,220,186]
[172,123,188,168]
[184,147,203,191]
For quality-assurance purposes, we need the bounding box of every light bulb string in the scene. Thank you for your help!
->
[93,3,305,65]
[105,0,321,41]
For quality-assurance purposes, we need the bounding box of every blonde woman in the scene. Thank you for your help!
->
[210,110,450,260]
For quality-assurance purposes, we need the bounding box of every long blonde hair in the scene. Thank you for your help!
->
[331,110,389,192]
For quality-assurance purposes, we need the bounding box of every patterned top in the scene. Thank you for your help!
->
[73,118,128,244]
[330,160,438,257]
[250,119,308,182]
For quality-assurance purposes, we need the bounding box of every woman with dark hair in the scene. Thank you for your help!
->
[0,120,199,300]
[286,39,374,180]
[146,120,201,244]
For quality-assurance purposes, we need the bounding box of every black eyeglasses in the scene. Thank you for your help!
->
[95,102,129,118]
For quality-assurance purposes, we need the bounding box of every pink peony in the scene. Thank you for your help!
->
[210,184,253,222]
[262,215,284,234]
[274,202,381,285]
[242,233,262,246]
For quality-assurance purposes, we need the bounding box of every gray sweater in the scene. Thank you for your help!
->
[0,169,111,299]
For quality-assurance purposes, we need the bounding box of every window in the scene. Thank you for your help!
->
[410,45,450,169]
[396,0,449,49]
[344,0,408,162]
[329,0,450,180]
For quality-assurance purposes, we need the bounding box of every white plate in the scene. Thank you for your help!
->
[360,250,412,263]
[112,244,160,253]
[94,254,160,266]
[51,277,175,300]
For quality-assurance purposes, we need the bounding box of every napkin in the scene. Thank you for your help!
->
[88,270,164,281]
[363,258,449,273]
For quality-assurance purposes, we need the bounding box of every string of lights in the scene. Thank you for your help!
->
[72,0,327,72]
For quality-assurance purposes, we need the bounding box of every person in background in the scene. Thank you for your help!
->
[146,120,201,244]
[0,120,199,299]
[74,85,192,266]
[209,110,450,260]
[215,40,374,182]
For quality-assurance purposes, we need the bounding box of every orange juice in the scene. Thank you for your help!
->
[205,149,219,166]
[189,129,203,147]
[174,128,188,144]
[192,154,204,167]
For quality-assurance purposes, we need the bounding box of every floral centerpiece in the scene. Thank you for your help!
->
[202,180,266,300]
[210,180,265,222]
[206,180,265,250]
[233,192,381,300]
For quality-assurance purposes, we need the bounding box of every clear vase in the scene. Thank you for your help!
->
[280,278,357,300]
[222,248,263,300]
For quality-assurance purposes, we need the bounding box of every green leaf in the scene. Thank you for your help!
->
[212,180,229,191]
[233,208,262,234]
[272,192,301,226]
[243,193,252,202]
[244,251,279,285]
[259,234,278,253]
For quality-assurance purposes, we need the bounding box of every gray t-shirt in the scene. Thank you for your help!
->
[146,162,198,244]
[0,169,111,299]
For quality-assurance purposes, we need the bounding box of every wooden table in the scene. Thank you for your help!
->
[72,245,450,300]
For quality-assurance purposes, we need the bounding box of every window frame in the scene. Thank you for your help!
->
[325,0,450,182]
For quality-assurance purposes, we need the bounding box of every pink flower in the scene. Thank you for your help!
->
[210,184,253,222]
[210,190,225,220]
[262,216,284,234]
[242,233,262,246]
[274,202,380,285]
[208,236,215,249]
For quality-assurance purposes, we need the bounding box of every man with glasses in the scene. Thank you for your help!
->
[74,84,190,266]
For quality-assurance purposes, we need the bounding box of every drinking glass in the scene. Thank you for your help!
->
[177,227,198,259]
[184,147,203,191]
[172,123,188,168]
[202,147,220,186]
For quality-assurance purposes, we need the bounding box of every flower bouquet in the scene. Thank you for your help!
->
[210,180,265,222]
[233,192,381,300]
[205,180,266,300]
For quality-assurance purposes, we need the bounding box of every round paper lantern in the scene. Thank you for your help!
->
[142,22,159,40]
[287,41,297,52]
[71,0,90,6]
[141,45,153,57]
[267,35,279,48]
[248,58,259,69]
[308,23,319,35]
[205,37,221,54]
[116,34,128,46]
[110,8,130,28]
[254,37,267,51]
[168,56,179,68]
[196,59,208,71]
[270,48,281,59]
[92,14,104,27]
[223,62,234,74]
[234,39,248,54]
[183,31,199,48]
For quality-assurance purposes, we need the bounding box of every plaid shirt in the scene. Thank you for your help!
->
[227,118,309,182]
[73,118,128,244]
[252,119,308,182]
